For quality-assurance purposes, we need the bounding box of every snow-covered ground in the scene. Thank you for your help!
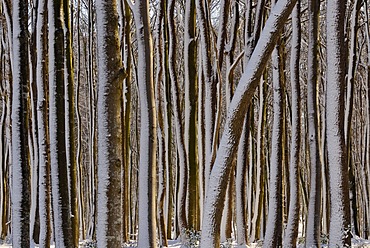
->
[0,237,370,247]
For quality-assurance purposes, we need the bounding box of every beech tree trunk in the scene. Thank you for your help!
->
[96,0,124,246]
[326,0,351,246]
[11,0,31,245]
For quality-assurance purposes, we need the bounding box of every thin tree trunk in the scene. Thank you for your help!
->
[184,0,200,231]
[75,0,85,240]
[196,0,215,193]
[63,0,78,245]
[167,0,188,235]
[263,39,285,248]
[129,1,158,246]
[306,0,322,245]
[120,0,132,243]
[345,0,362,236]
[283,1,301,246]
[36,0,51,245]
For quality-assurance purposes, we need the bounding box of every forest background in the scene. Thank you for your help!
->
[1,0,370,247]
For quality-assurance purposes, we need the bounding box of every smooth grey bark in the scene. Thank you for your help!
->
[326,0,351,246]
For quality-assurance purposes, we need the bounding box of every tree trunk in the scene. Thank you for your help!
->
[185,0,200,231]
[11,0,31,245]
[326,0,351,246]
[130,1,158,246]
[263,39,285,248]
[306,0,322,245]
[95,0,124,246]
[36,0,51,245]
[63,0,78,245]
[283,1,301,246]
[345,0,362,236]
[200,0,296,246]
[48,0,73,245]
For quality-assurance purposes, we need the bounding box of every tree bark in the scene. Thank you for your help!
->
[48,0,73,245]
[306,0,322,245]
[36,0,51,245]
[96,0,124,246]
[11,0,31,245]
[283,1,301,246]
[129,1,158,246]
[326,0,351,246]
[200,0,296,246]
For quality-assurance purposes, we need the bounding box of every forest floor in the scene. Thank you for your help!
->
[1,237,370,247]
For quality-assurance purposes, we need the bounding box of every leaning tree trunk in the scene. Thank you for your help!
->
[326,0,351,246]
[200,0,296,246]
[11,0,31,245]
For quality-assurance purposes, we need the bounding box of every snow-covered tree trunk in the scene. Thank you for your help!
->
[196,0,215,193]
[154,3,167,244]
[48,0,74,246]
[75,0,85,239]
[36,0,51,245]
[163,14,174,239]
[29,16,41,242]
[283,1,301,246]
[119,1,132,243]
[305,0,322,245]
[200,0,296,246]
[345,0,362,236]
[326,0,351,246]
[87,0,96,238]
[63,0,78,245]
[167,0,188,235]
[129,0,158,246]
[236,114,249,245]
[365,1,370,239]
[250,81,267,242]
[263,41,284,248]
[11,0,31,245]
[95,0,124,246]
[0,42,7,237]
[184,0,200,231]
